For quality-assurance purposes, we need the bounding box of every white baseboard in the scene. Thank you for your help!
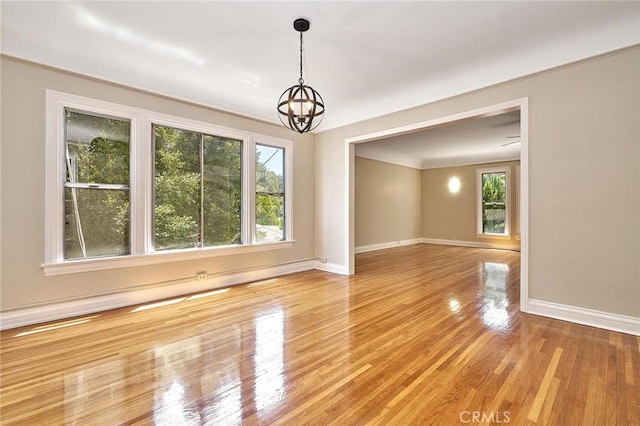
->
[421,237,520,251]
[528,299,640,336]
[355,238,422,254]
[0,260,315,330]
[314,261,349,275]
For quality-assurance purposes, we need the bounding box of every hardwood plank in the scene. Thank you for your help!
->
[1,244,638,425]
[527,347,563,422]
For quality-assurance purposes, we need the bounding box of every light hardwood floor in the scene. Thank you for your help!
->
[1,244,639,425]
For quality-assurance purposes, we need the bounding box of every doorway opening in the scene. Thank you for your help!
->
[344,98,529,312]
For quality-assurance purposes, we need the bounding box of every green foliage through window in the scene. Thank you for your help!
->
[153,125,242,250]
[481,172,506,234]
[50,97,294,268]
[256,145,285,242]
[64,110,130,259]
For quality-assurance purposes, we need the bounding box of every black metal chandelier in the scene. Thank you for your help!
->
[277,18,325,133]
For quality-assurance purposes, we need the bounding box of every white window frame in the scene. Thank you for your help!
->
[254,139,293,244]
[476,166,511,239]
[44,91,293,276]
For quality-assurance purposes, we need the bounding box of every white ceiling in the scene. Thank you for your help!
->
[1,1,638,132]
[355,110,521,170]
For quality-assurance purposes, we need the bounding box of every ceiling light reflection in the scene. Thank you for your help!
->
[448,299,461,313]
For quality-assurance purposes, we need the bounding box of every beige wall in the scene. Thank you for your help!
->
[0,57,315,310]
[355,156,421,247]
[354,156,520,249]
[421,161,520,247]
[316,46,639,317]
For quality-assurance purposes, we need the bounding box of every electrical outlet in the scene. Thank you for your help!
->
[196,272,207,282]
[316,257,327,264]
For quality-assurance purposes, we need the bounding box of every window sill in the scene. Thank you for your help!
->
[477,233,512,240]
[41,240,295,276]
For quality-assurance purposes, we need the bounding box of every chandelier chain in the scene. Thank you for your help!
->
[298,31,304,85]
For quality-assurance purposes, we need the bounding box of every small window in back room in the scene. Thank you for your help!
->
[477,167,510,237]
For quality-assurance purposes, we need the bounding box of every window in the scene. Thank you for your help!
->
[477,166,511,237]
[153,125,242,250]
[256,144,285,243]
[45,91,293,275]
[64,110,131,259]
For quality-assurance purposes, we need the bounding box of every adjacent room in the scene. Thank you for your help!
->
[354,110,522,256]
[1,2,639,424]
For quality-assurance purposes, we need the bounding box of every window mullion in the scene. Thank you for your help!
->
[284,144,293,241]
[245,137,256,245]
[141,118,154,254]
[130,115,151,255]
[200,133,205,247]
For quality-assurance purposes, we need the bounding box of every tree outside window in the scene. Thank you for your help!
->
[256,144,285,242]
[64,110,130,259]
[153,125,242,250]
[46,91,294,274]
[482,172,506,234]
[477,167,510,237]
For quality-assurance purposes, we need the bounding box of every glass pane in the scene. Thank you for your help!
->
[64,188,129,259]
[256,145,284,193]
[154,125,201,250]
[256,194,284,242]
[256,144,285,243]
[65,110,130,185]
[203,135,242,246]
[482,172,507,234]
